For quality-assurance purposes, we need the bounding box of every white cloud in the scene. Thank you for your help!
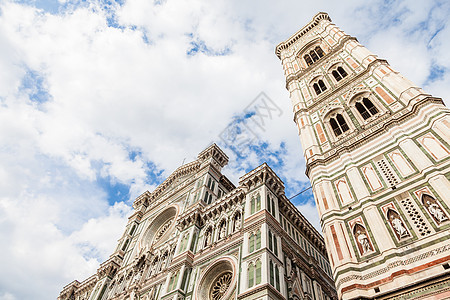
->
[0,0,448,299]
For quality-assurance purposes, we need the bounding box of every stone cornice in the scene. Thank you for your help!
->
[275,12,332,59]
[292,58,388,121]
[239,163,285,196]
[305,96,444,176]
[285,36,358,89]
[197,143,229,167]
[98,255,122,279]
[133,160,201,209]
[279,194,326,253]
[283,240,336,297]
[177,188,245,230]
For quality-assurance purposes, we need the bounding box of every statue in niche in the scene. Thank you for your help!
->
[353,224,373,255]
[233,213,241,232]
[387,209,409,239]
[204,228,212,247]
[219,221,226,239]
[423,194,448,224]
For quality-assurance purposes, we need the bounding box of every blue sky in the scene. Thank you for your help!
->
[0,0,449,299]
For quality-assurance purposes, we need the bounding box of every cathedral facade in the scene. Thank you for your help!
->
[275,12,450,299]
[58,144,337,300]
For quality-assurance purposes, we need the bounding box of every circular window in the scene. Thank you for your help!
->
[194,256,237,300]
[142,206,178,248]
[210,271,232,300]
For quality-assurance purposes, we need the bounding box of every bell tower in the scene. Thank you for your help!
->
[276,12,450,299]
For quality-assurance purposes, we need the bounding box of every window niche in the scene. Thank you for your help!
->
[303,45,326,67]
[348,92,383,125]
[323,108,353,140]
[313,79,328,96]
[328,64,349,83]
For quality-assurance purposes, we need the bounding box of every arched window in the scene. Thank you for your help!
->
[250,197,255,214]
[249,233,255,253]
[249,230,261,253]
[273,234,278,256]
[255,260,262,285]
[267,195,272,214]
[355,97,379,120]
[330,114,350,137]
[248,263,254,288]
[190,231,197,251]
[121,239,129,251]
[275,265,280,291]
[304,46,325,66]
[168,271,179,291]
[268,230,278,256]
[129,224,136,236]
[256,193,261,211]
[179,233,190,252]
[268,230,273,251]
[256,230,261,250]
[269,261,274,286]
[332,66,348,82]
[313,80,327,95]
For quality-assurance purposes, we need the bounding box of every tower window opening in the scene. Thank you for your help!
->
[355,98,379,120]
[330,114,349,137]
[313,80,327,96]
[332,66,348,82]
[303,46,325,66]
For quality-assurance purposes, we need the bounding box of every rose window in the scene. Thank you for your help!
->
[210,272,232,300]
[153,219,173,244]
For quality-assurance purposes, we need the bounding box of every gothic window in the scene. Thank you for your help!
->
[313,79,327,95]
[422,194,448,224]
[271,198,276,216]
[250,193,261,214]
[332,66,348,82]
[355,98,379,120]
[129,224,137,236]
[248,263,254,288]
[304,46,325,66]
[269,261,280,291]
[275,265,280,291]
[255,260,261,285]
[121,239,129,251]
[269,260,274,286]
[247,260,261,289]
[268,230,278,256]
[267,195,272,214]
[330,114,349,137]
[168,271,179,291]
[248,230,261,253]
[190,231,197,251]
[256,230,261,250]
[179,233,190,253]
[256,193,261,211]
[268,230,273,251]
